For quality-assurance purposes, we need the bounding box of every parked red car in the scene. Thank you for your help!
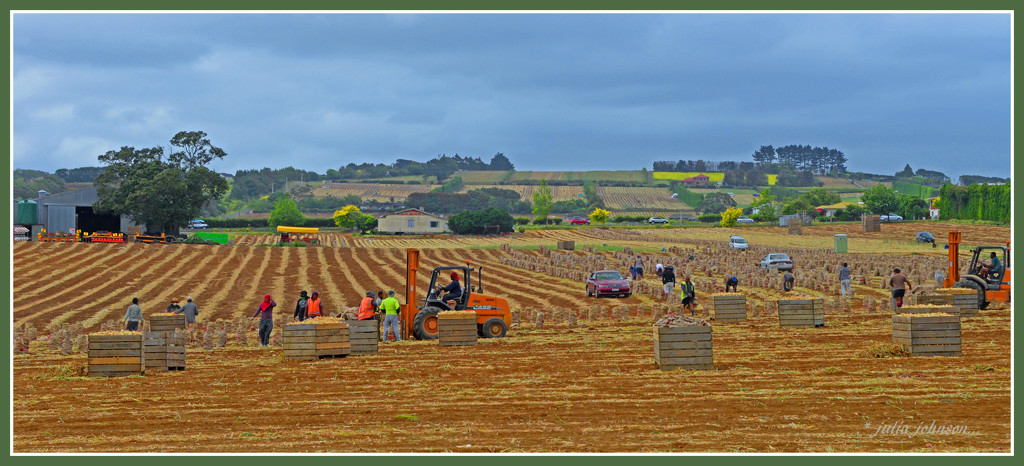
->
[569,218,590,225]
[586,270,631,298]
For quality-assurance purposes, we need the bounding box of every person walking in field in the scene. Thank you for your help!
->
[634,256,645,280]
[177,296,199,341]
[251,294,276,346]
[294,290,309,322]
[889,267,912,309]
[725,276,739,293]
[358,291,376,321]
[306,291,323,320]
[124,297,142,331]
[783,270,795,292]
[380,290,402,342]
[934,269,945,288]
[661,265,676,296]
[838,262,852,298]
[680,275,696,316]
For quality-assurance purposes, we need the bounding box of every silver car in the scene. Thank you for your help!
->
[729,235,749,250]
[760,253,793,271]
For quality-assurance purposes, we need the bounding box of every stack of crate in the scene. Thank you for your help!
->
[707,293,747,321]
[88,332,144,377]
[892,313,961,356]
[862,215,881,232]
[347,320,379,355]
[145,313,187,371]
[438,311,478,347]
[282,319,350,360]
[778,298,825,328]
[653,324,713,370]
[936,288,979,316]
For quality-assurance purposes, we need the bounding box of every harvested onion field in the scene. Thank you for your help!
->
[11,221,1012,452]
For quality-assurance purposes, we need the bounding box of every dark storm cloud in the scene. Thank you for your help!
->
[12,13,1010,180]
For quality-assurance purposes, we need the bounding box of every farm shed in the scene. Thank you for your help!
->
[19,186,144,238]
[376,208,448,235]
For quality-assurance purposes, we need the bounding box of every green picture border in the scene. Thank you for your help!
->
[3,2,1017,464]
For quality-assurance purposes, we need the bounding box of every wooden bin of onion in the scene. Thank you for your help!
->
[892,312,961,357]
[936,287,979,316]
[88,332,144,377]
[708,293,747,321]
[347,319,379,355]
[777,298,825,328]
[283,319,350,360]
[654,324,713,370]
[438,311,478,347]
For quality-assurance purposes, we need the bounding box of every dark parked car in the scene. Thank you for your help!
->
[586,270,632,298]
[916,232,936,243]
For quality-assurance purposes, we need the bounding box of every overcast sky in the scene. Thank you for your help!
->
[11,12,1011,179]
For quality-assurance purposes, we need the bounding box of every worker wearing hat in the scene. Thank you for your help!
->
[307,291,323,319]
[166,299,182,314]
[440,272,463,304]
[357,291,376,321]
[380,290,402,342]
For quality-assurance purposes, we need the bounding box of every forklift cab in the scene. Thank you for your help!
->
[967,245,1010,290]
[424,266,473,311]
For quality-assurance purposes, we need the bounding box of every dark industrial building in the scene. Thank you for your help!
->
[13,186,145,239]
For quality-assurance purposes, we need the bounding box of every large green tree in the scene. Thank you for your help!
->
[94,131,228,234]
[531,179,554,221]
[268,196,306,228]
[860,184,901,215]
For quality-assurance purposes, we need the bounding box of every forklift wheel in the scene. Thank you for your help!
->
[480,318,508,338]
[413,307,442,340]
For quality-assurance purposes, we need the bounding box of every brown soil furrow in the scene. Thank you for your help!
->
[202,246,266,321]
[312,246,353,315]
[13,243,137,303]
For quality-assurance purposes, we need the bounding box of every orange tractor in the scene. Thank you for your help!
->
[401,248,512,340]
[945,230,1010,309]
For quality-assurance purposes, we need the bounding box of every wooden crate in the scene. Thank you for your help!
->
[438,311,477,347]
[282,322,350,360]
[778,298,825,328]
[88,333,144,377]
[557,240,575,250]
[143,330,187,371]
[892,314,961,356]
[862,215,881,232]
[708,294,747,321]
[150,314,187,333]
[347,319,379,355]
[915,293,954,307]
[895,304,957,316]
[936,288,979,316]
[653,325,713,370]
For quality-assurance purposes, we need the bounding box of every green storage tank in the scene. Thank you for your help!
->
[834,234,848,253]
[16,200,38,225]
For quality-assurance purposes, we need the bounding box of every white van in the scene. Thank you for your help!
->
[729,235,749,250]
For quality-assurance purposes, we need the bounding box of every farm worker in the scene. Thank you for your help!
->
[166,299,182,314]
[178,297,199,341]
[440,273,462,303]
[680,276,696,316]
[725,276,739,293]
[634,256,645,280]
[782,270,795,292]
[358,291,376,321]
[655,263,664,278]
[934,269,945,288]
[294,290,309,322]
[661,265,676,296]
[838,263,852,298]
[251,294,276,346]
[307,291,323,319]
[124,297,142,331]
[889,268,912,309]
[980,251,1002,280]
[380,290,402,342]
[629,265,637,280]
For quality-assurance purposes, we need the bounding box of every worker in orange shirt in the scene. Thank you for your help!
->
[358,291,376,321]
[307,291,323,319]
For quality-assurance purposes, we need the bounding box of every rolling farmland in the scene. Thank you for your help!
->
[310,183,437,202]
[457,184,585,202]
[596,186,692,211]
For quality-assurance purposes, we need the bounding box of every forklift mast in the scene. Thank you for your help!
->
[945,230,961,288]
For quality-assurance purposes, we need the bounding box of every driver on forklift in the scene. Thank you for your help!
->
[980,251,1003,280]
[440,272,462,303]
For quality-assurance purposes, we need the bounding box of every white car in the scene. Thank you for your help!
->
[729,235,749,250]
[187,220,208,229]
[648,217,669,224]
[881,214,903,222]
[760,253,793,271]
[737,217,756,224]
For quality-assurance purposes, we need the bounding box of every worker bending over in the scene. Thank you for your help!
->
[725,276,738,292]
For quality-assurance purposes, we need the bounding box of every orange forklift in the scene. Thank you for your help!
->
[401,248,512,340]
[945,230,1010,309]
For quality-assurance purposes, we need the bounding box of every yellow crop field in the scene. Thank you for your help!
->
[652,172,777,185]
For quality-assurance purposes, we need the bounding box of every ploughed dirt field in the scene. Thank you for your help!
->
[12,308,1010,453]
